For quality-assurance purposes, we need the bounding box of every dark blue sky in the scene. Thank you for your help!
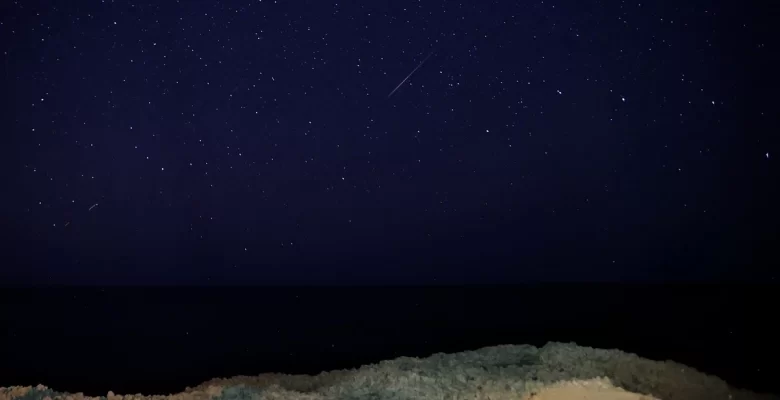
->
[1,0,775,284]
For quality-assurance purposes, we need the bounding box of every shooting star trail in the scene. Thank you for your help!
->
[387,51,434,98]
[88,203,98,211]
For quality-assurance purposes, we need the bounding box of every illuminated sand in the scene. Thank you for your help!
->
[2,342,777,400]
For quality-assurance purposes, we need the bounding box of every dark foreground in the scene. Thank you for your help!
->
[0,285,777,397]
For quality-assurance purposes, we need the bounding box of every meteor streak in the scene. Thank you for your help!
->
[387,51,434,98]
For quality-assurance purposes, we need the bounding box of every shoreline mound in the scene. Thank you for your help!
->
[2,342,777,400]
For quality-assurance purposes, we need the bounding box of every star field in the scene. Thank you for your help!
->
[1,0,775,284]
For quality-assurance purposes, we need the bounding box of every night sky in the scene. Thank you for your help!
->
[1,0,776,285]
